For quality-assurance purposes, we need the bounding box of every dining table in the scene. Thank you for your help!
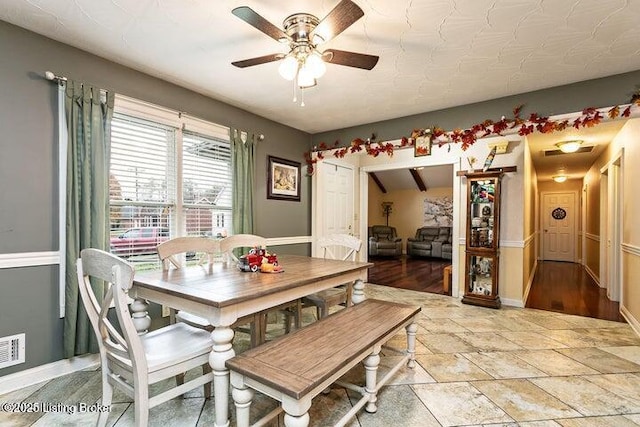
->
[130,254,372,427]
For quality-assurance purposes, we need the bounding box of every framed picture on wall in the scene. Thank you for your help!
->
[267,155,301,201]
[414,135,432,157]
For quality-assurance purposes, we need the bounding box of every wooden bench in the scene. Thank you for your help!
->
[226,299,421,427]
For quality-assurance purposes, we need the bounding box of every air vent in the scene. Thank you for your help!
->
[0,333,25,369]
[544,146,593,156]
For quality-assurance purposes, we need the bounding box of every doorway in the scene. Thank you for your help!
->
[360,161,459,297]
[600,150,624,303]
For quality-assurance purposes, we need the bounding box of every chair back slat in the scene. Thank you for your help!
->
[77,249,146,373]
[318,234,362,261]
[220,234,267,263]
[157,237,221,270]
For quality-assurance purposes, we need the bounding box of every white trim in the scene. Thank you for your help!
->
[114,95,229,140]
[620,305,640,339]
[584,263,600,286]
[501,297,524,308]
[458,238,525,248]
[622,242,640,257]
[585,233,600,242]
[0,354,99,395]
[265,236,313,246]
[0,251,60,269]
[522,258,538,307]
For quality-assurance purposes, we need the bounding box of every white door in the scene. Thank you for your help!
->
[316,161,355,258]
[542,192,576,262]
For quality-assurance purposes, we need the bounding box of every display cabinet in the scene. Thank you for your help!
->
[462,171,503,308]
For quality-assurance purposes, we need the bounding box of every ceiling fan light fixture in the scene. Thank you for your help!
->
[297,66,316,88]
[306,51,326,78]
[278,55,298,81]
[556,140,582,153]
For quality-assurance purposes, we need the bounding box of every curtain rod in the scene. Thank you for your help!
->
[45,70,265,141]
[44,70,67,84]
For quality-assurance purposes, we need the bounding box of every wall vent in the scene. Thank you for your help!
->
[544,146,594,156]
[0,333,25,369]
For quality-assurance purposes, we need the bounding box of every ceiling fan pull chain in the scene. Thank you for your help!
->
[301,88,306,107]
[292,78,297,103]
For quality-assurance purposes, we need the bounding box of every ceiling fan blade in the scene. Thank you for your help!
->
[232,53,285,68]
[232,6,289,42]
[311,0,364,43]
[322,49,379,70]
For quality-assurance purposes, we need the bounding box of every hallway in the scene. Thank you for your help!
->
[526,261,625,323]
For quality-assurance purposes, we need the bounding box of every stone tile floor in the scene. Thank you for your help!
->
[1,284,640,426]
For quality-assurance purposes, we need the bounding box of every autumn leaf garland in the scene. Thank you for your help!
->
[304,92,640,175]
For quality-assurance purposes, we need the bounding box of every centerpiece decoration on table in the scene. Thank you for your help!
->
[237,246,283,273]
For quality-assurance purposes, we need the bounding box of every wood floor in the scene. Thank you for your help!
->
[368,256,624,323]
[526,260,625,322]
[367,255,450,294]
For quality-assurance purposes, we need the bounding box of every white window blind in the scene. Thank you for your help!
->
[109,100,231,269]
[182,131,232,238]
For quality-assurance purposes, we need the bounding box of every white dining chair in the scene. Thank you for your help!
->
[157,237,261,395]
[77,248,214,427]
[219,233,268,263]
[302,234,362,319]
[221,234,301,343]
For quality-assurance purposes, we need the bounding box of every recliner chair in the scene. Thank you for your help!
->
[368,225,402,257]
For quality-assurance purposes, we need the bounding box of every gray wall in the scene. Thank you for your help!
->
[312,70,640,147]
[0,20,311,376]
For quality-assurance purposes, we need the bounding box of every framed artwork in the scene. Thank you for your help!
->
[267,155,301,201]
[414,135,432,157]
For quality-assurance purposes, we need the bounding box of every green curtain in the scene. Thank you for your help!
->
[63,81,114,357]
[231,129,256,235]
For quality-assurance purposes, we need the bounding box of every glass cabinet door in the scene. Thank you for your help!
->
[466,254,496,297]
[468,177,497,250]
[463,171,502,309]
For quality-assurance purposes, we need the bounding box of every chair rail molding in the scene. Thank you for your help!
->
[265,235,312,246]
[622,242,640,257]
[0,251,60,269]
[585,232,600,242]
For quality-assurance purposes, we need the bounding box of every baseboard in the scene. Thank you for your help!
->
[621,305,640,338]
[501,297,524,308]
[583,264,601,288]
[0,354,99,395]
[522,259,538,306]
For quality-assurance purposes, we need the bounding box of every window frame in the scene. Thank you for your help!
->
[110,95,231,268]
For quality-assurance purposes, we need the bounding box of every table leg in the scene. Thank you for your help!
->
[210,326,235,427]
[130,298,151,335]
[351,278,366,304]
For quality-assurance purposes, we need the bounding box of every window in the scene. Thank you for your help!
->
[109,96,231,268]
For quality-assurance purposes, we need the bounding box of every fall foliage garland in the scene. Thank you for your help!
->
[304,94,640,175]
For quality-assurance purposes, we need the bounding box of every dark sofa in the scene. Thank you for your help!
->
[406,226,452,260]
[368,225,403,257]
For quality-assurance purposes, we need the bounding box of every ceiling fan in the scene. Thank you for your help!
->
[231,0,379,88]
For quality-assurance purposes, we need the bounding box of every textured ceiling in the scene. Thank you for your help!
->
[1,0,640,135]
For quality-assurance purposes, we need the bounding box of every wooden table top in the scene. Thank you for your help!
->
[133,254,372,308]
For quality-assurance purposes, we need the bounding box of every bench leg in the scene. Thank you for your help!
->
[231,383,254,427]
[364,347,381,413]
[284,412,310,427]
[406,321,418,368]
